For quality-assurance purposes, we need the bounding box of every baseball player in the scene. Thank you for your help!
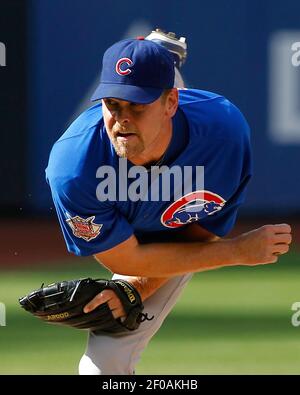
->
[45,29,292,374]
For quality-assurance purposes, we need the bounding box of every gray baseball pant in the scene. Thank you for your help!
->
[78,272,193,375]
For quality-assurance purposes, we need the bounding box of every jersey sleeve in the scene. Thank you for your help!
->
[46,174,134,257]
[198,103,253,237]
[199,173,251,237]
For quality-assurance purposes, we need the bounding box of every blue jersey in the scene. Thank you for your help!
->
[46,89,252,256]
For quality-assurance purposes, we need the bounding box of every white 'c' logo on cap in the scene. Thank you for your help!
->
[116,58,133,76]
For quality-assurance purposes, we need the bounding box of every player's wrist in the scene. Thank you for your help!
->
[227,234,253,266]
[114,277,146,301]
[117,276,169,302]
[217,238,244,267]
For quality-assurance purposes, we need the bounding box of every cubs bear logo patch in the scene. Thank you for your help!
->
[161,190,226,228]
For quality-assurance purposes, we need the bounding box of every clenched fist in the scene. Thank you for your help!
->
[234,224,292,265]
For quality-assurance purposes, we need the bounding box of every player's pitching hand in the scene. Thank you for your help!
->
[235,223,292,265]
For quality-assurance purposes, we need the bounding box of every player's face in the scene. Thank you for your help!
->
[102,89,178,165]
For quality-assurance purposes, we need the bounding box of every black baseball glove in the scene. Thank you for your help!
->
[18,278,153,333]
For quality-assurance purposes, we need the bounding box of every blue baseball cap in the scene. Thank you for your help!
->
[90,38,175,104]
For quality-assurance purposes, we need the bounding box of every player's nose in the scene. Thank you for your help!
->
[111,108,131,125]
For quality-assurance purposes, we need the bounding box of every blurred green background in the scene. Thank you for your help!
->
[1,250,299,375]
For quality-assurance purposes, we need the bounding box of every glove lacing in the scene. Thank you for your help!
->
[138,312,154,322]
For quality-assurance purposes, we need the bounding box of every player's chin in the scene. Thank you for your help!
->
[114,144,133,159]
[114,141,143,159]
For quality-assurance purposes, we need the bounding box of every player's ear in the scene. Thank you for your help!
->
[165,88,178,117]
